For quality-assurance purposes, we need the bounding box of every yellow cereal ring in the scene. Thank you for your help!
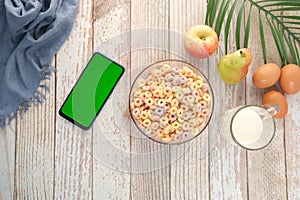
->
[195,80,203,88]
[145,98,154,106]
[203,93,210,102]
[165,94,174,103]
[191,82,197,91]
[179,69,188,77]
[140,111,149,120]
[144,91,152,98]
[172,121,180,130]
[130,102,136,109]
[161,135,172,143]
[171,98,179,107]
[148,110,154,118]
[177,109,183,118]
[178,117,184,123]
[157,99,166,107]
[187,78,193,86]
[134,88,142,96]
[143,119,151,127]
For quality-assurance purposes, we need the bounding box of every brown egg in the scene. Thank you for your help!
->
[262,91,288,119]
[279,64,300,94]
[252,63,281,88]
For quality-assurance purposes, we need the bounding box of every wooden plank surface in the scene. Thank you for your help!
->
[246,5,287,200]
[92,0,131,199]
[54,0,93,199]
[169,1,210,199]
[0,121,15,200]
[209,1,248,199]
[0,1,299,199]
[130,0,171,199]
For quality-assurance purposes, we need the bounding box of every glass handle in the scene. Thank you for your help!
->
[262,104,280,116]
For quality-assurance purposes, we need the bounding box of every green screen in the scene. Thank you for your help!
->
[59,53,124,129]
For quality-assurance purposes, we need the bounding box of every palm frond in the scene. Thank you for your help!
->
[205,0,300,66]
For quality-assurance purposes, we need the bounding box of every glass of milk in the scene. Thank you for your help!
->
[220,104,279,150]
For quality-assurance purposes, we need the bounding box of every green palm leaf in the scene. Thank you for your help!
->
[205,0,300,66]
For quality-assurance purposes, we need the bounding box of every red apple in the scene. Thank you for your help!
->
[184,25,219,58]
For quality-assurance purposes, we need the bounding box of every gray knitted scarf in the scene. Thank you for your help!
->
[0,0,78,126]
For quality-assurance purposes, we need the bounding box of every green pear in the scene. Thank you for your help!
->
[217,48,252,84]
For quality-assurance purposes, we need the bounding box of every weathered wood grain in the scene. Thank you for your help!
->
[92,0,131,199]
[245,5,287,200]
[0,121,16,200]
[54,1,93,199]
[284,9,300,200]
[130,0,171,199]
[14,73,55,200]
[209,1,248,199]
[169,0,210,199]
[1,1,299,199]
[286,93,300,200]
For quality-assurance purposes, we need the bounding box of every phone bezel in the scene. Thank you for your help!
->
[58,52,125,130]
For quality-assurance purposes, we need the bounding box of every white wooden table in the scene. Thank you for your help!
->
[1,0,299,199]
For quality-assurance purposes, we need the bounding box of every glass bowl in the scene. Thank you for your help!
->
[129,60,214,144]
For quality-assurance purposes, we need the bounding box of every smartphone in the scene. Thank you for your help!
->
[59,52,125,130]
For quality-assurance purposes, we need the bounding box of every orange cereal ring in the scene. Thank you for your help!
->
[171,98,179,107]
[153,89,161,97]
[163,87,172,96]
[169,106,177,114]
[201,108,208,116]
[139,93,146,100]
